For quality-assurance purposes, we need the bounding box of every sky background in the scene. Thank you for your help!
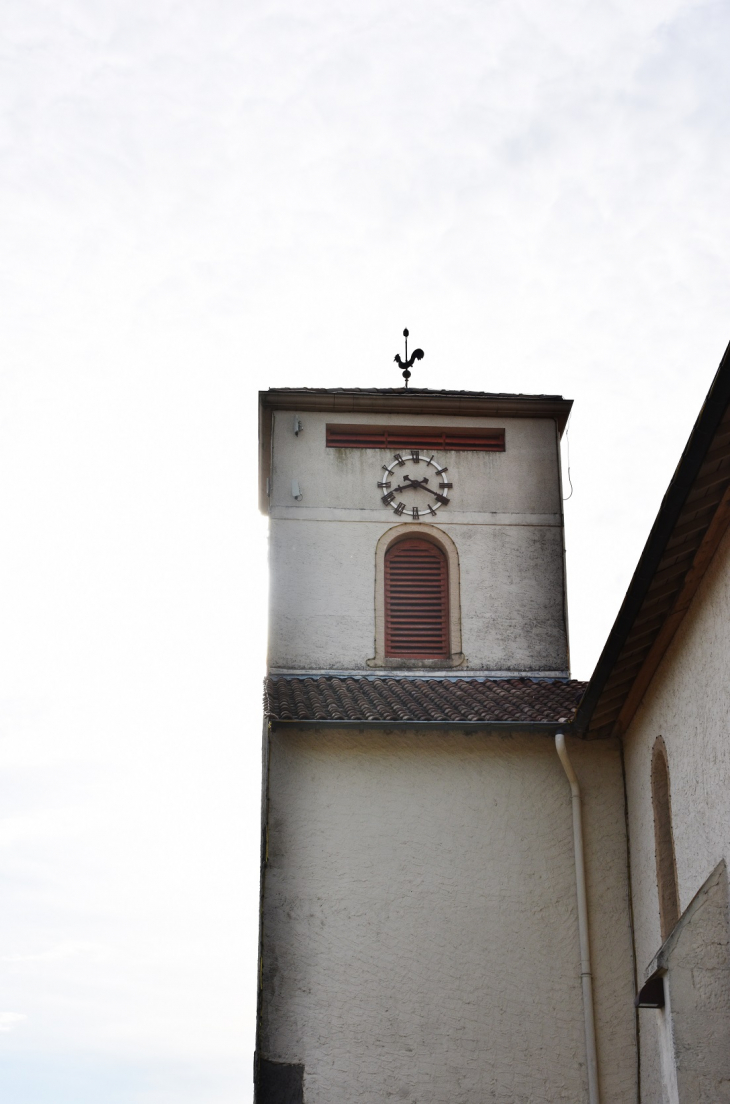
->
[1,0,729,1100]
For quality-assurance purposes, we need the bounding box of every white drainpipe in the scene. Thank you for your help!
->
[555,732,601,1104]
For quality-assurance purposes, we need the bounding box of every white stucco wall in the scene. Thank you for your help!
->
[266,411,568,673]
[261,728,636,1104]
[270,411,560,516]
[623,524,730,1103]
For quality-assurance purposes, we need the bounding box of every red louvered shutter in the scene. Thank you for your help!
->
[385,539,449,658]
[326,424,505,451]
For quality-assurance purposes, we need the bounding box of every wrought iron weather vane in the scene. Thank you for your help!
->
[394,328,424,389]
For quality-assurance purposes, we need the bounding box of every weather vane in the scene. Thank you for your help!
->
[394,328,424,389]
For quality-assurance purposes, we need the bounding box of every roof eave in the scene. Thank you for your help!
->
[575,338,730,737]
[268,718,580,734]
[259,388,572,426]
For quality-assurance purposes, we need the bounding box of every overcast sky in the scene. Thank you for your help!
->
[1,1,729,1101]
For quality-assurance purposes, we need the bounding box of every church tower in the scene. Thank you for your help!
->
[255,376,637,1103]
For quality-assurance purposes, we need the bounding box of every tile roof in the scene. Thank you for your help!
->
[577,339,730,738]
[264,676,587,725]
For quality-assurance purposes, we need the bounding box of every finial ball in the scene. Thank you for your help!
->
[403,328,409,337]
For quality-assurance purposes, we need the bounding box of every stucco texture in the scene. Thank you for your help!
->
[270,411,561,517]
[260,728,636,1103]
[268,519,568,673]
[266,411,569,674]
[623,525,730,1103]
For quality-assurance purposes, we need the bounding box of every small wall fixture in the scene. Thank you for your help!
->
[293,416,303,436]
[291,479,303,501]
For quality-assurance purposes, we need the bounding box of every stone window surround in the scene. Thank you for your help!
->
[651,735,680,942]
[367,522,465,669]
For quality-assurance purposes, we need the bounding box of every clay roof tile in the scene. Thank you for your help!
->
[265,676,586,725]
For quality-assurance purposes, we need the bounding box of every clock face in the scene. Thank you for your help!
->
[378,450,453,520]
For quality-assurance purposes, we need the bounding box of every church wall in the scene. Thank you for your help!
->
[260,727,636,1104]
[266,411,568,673]
[269,411,561,516]
[623,523,730,1102]
[268,519,568,672]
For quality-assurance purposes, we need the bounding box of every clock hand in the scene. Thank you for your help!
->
[419,484,450,501]
[392,476,429,493]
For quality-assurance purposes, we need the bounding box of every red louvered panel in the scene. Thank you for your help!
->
[326,424,505,451]
[385,539,449,658]
[443,429,504,449]
[326,426,388,448]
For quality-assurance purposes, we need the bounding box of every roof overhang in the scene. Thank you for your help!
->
[259,387,572,425]
[268,719,574,735]
[575,338,730,738]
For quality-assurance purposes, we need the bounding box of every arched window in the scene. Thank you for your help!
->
[384,538,449,658]
[651,736,680,941]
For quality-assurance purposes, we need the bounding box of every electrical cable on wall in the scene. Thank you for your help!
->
[563,420,574,501]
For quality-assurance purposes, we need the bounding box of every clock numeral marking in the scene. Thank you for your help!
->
[377,455,453,512]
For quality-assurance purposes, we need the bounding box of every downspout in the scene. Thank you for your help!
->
[555,732,601,1104]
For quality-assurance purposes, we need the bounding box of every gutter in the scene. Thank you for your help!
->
[555,733,601,1104]
[268,719,577,734]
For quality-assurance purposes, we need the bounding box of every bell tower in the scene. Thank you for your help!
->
[260,385,572,678]
[254,378,625,1104]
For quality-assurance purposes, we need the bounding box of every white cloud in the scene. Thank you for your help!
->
[0,1013,27,1033]
[0,0,729,1100]
[1,941,111,964]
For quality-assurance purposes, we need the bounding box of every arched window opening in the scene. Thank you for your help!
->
[651,737,680,941]
[384,538,449,658]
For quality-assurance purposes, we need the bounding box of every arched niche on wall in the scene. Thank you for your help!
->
[651,736,680,941]
[368,523,464,669]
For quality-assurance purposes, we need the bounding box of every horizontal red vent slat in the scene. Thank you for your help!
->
[326,424,505,451]
[385,538,449,658]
